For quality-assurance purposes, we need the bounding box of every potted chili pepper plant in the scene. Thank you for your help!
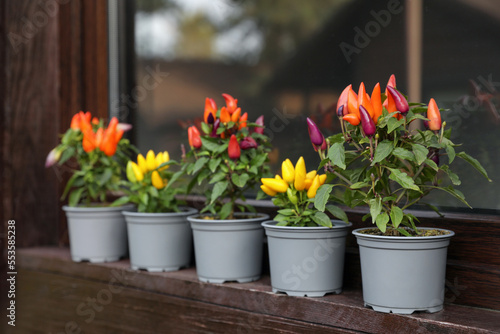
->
[183,93,271,283]
[113,150,197,272]
[309,75,491,313]
[45,111,135,262]
[260,156,352,297]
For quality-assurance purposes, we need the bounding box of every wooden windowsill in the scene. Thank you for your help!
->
[14,247,500,333]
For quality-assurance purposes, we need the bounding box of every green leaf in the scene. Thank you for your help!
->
[412,144,428,165]
[208,158,221,173]
[441,165,461,185]
[200,137,220,152]
[326,204,349,223]
[68,188,85,206]
[58,147,75,165]
[445,145,455,164]
[209,172,227,184]
[314,184,333,212]
[392,147,415,162]
[250,153,267,167]
[375,213,389,233]
[97,168,113,186]
[387,117,405,133]
[232,173,250,188]
[350,181,370,189]
[427,185,471,208]
[456,151,491,181]
[424,158,439,172]
[423,203,444,217]
[388,168,420,192]
[193,157,209,174]
[328,142,346,170]
[277,209,295,215]
[312,211,332,227]
[371,141,394,165]
[369,198,382,225]
[219,202,233,220]
[201,122,211,135]
[390,206,403,228]
[111,196,130,207]
[148,186,159,198]
[140,193,149,205]
[210,181,228,204]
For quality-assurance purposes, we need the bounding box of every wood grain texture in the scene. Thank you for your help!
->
[13,248,500,334]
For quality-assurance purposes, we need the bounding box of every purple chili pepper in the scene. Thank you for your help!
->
[387,86,409,115]
[359,105,376,137]
[337,105,345,117]
[206,112,215,124]
[306,117,324,146]
[211,119,220,137]
[240,137,258,150]
[254,115,264,134]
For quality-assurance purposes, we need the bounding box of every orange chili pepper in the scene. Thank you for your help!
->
[337,84,351,116]
[220,107,231,123]
[427,98,442,131]
[204,97,217,124]
[358,82,374,119]
[231,108,241,123]
[239,112,248,129]
[371,83,383,124]
[188,126,202,149]
[342,113,360,126]
[347,87,359,118]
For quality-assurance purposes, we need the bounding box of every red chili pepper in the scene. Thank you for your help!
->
[337,84,351,116]
[188,126,202,149]
[228,134,241,159]
[427,98,442,131]
[222,93,239,114]
[359,105,376,137]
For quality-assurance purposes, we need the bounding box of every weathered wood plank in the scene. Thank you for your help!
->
[11,269,361,334]
[14,248,500,334]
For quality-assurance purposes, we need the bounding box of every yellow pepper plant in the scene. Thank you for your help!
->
[261,157,348,227]
[113,150,184,213]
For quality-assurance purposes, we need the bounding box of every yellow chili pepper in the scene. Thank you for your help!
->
[307,175,321,199]
[131,161,144,182]
[156,152,164,169]
[282,159,295,183]
[275,174,283,180]
[137,154,147,174]
[260,185,277,197]
[306,170,317,179]
[126,161,136,182]
[319,174,327,185]
[151,170,165,189]
[163,151,170,166]
[304,178,313,190]
[261,177,288,193]
[294,157,307,191]
[146,150,157,171]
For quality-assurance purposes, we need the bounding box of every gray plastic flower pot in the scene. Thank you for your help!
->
[123,207,197,272]
[63,204,134,263]
[188,212,269,283]
[262,220,352,297]
[353,227,455,314]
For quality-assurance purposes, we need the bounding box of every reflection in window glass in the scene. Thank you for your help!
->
[133,0,499,211]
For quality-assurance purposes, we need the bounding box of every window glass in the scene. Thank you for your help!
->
[132,0,499,211]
